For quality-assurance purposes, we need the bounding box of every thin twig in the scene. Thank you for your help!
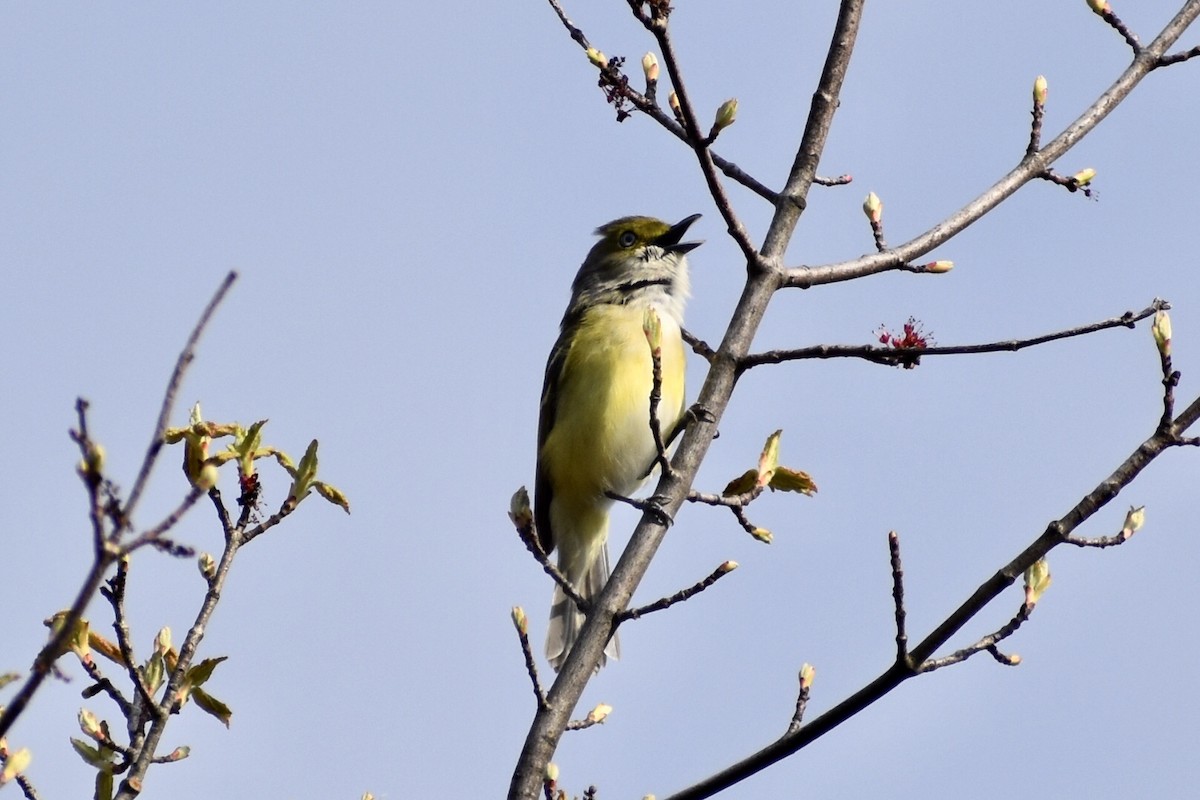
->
[649,23,759,261]
[1095,5,1142,53]
[547,0,777,202]
[1156,43,1200,65]
[1026,91,1045,158]
[647,330,674,479]
[785,666,814,736]
[619,561,738,621]
[888,532,908,665]
[80,658,131,715]
[101,559,161,724]
[512,503,587,609]
[681,328,716,362]
[918,604,1031,673]
[782,4,1200,289]
[513,610,548,711]
[120,487,204,554]
[1063,530,1133,548]
[123,271,237,527]
[115,514,244,799]
[739,301,1165,371]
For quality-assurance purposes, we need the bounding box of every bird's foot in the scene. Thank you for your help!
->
[607,490,674,528]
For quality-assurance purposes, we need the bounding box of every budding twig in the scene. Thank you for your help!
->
[739,300,1166,371]
[918,604,1031,673]
[619,561,739,621]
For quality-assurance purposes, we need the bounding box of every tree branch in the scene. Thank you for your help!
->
[783,1,1200,288]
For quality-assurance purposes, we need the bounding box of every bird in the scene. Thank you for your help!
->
[535,213,702,671]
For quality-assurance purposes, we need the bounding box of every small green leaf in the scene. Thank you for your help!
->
[184,656,228,690]
[191,687,233,728]
[722,469,757,497]
[769,467,817,496]
[0,672,20,690]
[70,738,109,768]
[288,440,321,505]
[142,654,164,695]
[314,481,351,514]
[757,430,782,487]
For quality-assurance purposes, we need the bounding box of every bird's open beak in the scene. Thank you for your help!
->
[657,213,703,254]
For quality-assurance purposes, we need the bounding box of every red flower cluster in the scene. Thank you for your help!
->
[875,317,933,369]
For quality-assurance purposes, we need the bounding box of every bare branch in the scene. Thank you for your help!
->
[888,532,909,666]
[123,271,236,527]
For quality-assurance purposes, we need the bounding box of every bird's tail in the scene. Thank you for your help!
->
[546,542,620,672]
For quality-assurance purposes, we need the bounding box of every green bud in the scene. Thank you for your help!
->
[862,191,883,224]
[1033,75,1048,105]
[1152,310,1172,356]
[586,47,606,68]
[511,606,528,635]
[1023,557,1052,607]
[154,627,172,657]
[78,708,104,740]
[713,98,738,132]
[1072,167,1096,186]
[198,552,217,581]
[508,487,533,529]
[643,307,662,352]
[1122,505,1146,538]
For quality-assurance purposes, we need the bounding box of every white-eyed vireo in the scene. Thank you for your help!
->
[536,214,702,671]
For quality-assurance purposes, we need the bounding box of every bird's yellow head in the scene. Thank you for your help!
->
[567,214,702,324]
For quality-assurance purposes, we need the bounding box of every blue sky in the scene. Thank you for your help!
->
[2,2,1198,798]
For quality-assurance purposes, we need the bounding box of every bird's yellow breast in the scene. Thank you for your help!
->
[540,303,686,517]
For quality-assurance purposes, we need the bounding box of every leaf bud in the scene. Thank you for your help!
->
[197,552,217,581]
[1023,557,1052,607]
[1152,310,1172,356]
[586,703,613,723]
[799,663,816,690]
[862,191,883,224]
[586,47,606,68]
[712,98,738,132]
[642,52,659,83]
[1122,505,1146,538]
[1033,75,1048,105]
[1072,167,1096,186]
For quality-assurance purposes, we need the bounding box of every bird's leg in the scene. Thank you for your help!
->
[605,490,674,528]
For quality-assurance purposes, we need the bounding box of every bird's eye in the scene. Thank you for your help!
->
[618,231,637,248]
